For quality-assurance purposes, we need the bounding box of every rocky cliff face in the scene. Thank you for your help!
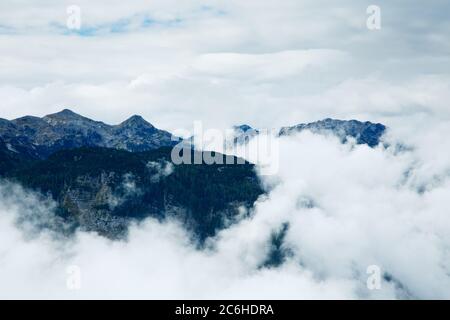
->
[0,109,179,160]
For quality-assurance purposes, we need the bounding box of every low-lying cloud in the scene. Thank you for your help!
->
[1,117,449,299]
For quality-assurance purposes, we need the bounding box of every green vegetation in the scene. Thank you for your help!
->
[2,147,264,240]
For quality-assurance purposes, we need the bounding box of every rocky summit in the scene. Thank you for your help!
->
[279,118,386,147]
[0,109,180,160]
[231,119,386,148]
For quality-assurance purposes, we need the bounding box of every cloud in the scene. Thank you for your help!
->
[0,185,355,299]
[106,173,143,210]
[1,118,450,299]
[0,1,449,131]
[0,0,450,300]
[190,50,348,81]
[147,161,174,182]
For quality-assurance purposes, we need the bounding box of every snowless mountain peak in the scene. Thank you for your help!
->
[0,109,178,159]
[45,109,84,119]
[120,115,154,128]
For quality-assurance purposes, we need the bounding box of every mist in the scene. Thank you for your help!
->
[1,115,449,300]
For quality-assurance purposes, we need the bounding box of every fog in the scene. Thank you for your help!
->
[1,117,449,299]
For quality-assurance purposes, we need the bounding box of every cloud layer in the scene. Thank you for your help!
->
[0,1,449,131]
[0,0,449,299]
[1,121,449,299]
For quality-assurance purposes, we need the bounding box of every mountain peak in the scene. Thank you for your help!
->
[45,109,84,120]
[279,118,386,147]
[120,115,154,128]
[59,108,77,115]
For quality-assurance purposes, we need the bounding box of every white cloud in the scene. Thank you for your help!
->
[0,0,449,130]
[190,50,348,81]
[1,120,450,299]
[0,0,450,300]
[147,161,174,182]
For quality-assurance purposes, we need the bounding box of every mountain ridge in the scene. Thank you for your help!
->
[278,118,386,147]
[0,109,179,159]
[0,109,387,163]
[232,119,386,147]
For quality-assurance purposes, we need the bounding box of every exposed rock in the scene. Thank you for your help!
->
[0,109,180,160]
[279,118,386,147]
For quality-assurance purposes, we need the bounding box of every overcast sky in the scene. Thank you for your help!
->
[0,0,449,131]
[1,1,450,299]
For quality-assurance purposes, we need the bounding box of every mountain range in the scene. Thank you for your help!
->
[279,118,386,147]
[0,109,179,160]
[0,109,386,242]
